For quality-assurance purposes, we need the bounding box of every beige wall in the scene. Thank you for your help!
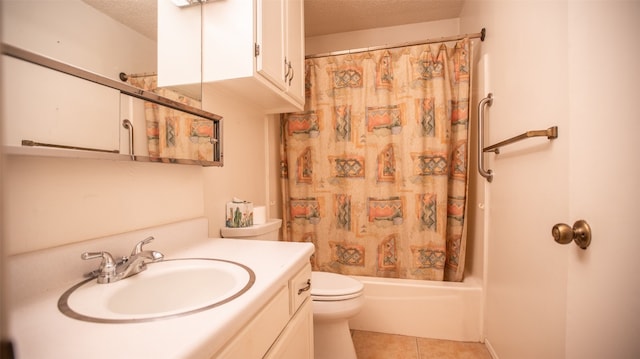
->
[306,18,459,56]
[1,0,270,254]
[201,86,272,238]
[4,157,206,254]
[1,0,156,79]
[0,0,6,343]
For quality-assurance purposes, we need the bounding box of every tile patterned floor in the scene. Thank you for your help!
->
[352,330,493,359]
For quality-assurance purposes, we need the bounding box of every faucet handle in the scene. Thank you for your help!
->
[81,251,117,283]
[130,236,155,256]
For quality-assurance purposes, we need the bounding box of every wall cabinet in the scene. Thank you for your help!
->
[212,264,313,358]
[160,0,305,114]
[255,0,305,109]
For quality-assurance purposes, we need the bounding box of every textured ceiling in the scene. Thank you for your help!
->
[82,0,158,40]
[82,0,465,40]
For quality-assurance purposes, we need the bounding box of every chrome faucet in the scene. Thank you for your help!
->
[82,236,164,284]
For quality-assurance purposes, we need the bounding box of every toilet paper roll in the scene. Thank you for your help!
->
[253,206,266,225]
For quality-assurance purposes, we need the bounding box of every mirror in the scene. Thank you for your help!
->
[82,0,203,103]
[156,0,203,102]
[120,93,222,166]
[2,44,222,166]
[1,0,222,166]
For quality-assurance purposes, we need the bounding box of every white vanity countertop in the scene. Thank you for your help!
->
[9,237,314,359]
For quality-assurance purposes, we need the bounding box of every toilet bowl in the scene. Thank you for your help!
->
[311,271,364,359]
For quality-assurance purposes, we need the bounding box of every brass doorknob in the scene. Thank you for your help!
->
[552,220,592,249]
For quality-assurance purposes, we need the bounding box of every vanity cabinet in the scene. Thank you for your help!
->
[265,265,314,359]
[159,0,305,114]
[265,300,313,359]
[212,263,313,358]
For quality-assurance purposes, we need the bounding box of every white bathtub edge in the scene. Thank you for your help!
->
[348,275,483,342]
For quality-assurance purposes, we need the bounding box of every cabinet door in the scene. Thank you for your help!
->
[214,287,289,359]
[256,0,286,91]
[285,0,305,105]
[201,0,254,83]
[265,299,314,359]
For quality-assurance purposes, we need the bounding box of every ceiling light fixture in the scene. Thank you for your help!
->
[170,0,208,8]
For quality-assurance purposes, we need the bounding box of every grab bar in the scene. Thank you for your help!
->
[477,93,493,182]
[483,126,558,154]
[122,119,135,160]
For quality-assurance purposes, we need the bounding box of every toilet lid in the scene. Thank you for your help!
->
[311,271,364,299]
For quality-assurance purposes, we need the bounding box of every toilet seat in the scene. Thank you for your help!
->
[311,271,364,301]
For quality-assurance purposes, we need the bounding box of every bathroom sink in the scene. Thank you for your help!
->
[58,258,255,323]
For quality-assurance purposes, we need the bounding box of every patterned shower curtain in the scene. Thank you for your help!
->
[280,39,472,282]
[127,75,214,162]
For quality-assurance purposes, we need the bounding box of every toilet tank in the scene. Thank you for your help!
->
[219,219,282,241]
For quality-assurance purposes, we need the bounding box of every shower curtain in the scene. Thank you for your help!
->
[280,39,472,282]
[127,75,213,162]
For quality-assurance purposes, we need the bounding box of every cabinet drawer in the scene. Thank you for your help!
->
[289,264,312,315]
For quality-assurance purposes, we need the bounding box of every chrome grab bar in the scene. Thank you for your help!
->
[122,119,134,160]
[484,126,558,154]
[477,93,493,182]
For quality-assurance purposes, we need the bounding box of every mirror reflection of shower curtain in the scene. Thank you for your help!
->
[281,39,472,281]
[127,76,214,162]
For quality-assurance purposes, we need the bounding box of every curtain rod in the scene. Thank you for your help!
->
[119,71,157,82]
[305,28,485,60]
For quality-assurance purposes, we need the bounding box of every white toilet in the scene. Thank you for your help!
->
[220,219,365,359]
[311,271,364,359]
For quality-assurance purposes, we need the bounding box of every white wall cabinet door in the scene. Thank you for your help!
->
[284,0,305,105]
[255,0,305,105]
[257,0,286,92]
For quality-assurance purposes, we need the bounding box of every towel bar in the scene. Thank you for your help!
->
[483,126,558,154]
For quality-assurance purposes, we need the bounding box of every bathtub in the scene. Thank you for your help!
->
[348,275,483,342]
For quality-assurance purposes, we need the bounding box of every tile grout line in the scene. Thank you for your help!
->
[415,336,421,359]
